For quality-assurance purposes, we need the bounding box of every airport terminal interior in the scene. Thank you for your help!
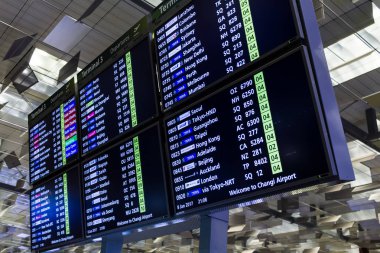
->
[1,0,380,252]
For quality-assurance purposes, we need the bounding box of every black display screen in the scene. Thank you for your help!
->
[82,125,169,237]
[165,48,330,214]
[79,37,157,155]
[30,167,83,251]
[155,0,299,109]
[29,82,79,184]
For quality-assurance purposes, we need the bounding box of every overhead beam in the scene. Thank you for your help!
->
[341,117,380,152]
[0,182,26,194]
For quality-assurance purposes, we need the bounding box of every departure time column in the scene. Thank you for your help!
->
[52,108,63,169]
[119,138,146,217]
[114,57,132,135]
[54,175,69,237]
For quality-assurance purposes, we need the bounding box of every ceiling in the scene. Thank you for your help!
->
[1,0,380,252]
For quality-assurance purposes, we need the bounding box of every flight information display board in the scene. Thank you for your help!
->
[29,81,79,184]
[155,0,300,109]
[165,48,331,214]
[79,37,157,155]
[30,167,83,251]
[82,125,169,237]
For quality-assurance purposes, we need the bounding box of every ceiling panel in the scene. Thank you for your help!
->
[0,0,28,25]
[65,0,119,27]
[94,0,145,39]
[319,1,374,47]
[12,0,61,36]
[68,29,113,64]
[41,0,72,11]
[340,68,380,99]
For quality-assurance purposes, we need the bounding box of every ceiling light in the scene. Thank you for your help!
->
[16,233,29,238]
[0,92,33,116]
[348,140,378,163]
[369,193,380,202]
[29,48,67,79]
[228,224,246,232]
[291,212,301,218]
[130,0,157,11]
[318,215,341,224]
[303,248,320,253]
[92,238,102,242]
[143,0,161,6]
[28,47,81,96]
[153,237,164,244]
[242,250,257,253]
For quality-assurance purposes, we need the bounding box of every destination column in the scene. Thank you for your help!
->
[83,154,114,235]
[80,76,109,154]
[156,3,210,109]
[167,105,222,211]
[62,97,78,160]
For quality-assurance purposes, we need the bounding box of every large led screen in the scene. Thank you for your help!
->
[165,48,334,214]
[82,125,169,237]
[155,0,300,109]
[30,167,83,251]
[79,37,158,155]
[29,81,79,184]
